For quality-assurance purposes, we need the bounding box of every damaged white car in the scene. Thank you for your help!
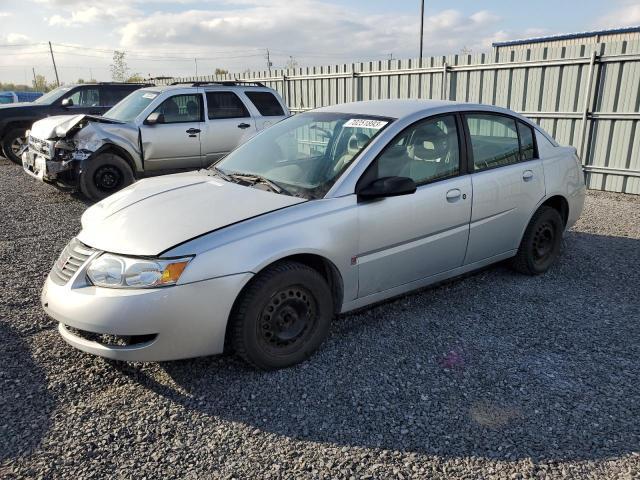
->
[22,81,289,201]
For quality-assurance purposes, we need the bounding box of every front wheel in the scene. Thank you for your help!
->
[79,153,135,201]
[230,261,334,369]
[2,128,28,164]
[511,206,564,275]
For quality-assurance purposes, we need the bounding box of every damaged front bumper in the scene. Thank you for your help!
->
[22,143,94,189]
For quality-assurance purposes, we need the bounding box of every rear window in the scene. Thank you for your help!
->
[244,91,284,116]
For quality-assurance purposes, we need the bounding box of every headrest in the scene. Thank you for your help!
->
[347,133,370,154]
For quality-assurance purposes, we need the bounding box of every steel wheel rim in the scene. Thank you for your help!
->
[258,286,318,355]
[94,165,123,192]
[532,221,555,264]
[11,136,25,155]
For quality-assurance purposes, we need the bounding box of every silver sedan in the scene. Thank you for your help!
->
[42,100,586,369]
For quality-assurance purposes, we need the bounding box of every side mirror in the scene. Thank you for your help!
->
[144,112,164,125]
[61,98,74,108]
[357,176,417,200]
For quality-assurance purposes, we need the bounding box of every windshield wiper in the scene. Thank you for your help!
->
[209,165,233,182]
[228,172,293,196]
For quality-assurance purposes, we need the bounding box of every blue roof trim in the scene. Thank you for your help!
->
[492,26,640,48]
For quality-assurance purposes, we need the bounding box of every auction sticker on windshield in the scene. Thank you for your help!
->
[142,93,158,99]
[344,118,388,129]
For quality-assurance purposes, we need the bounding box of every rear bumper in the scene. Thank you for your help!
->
[42,271,253,361]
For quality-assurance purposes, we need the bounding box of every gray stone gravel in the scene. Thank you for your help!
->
[1,155,639,479]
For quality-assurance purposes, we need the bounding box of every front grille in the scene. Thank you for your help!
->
[50,238,96,285]
[28,135,52,158]
[63,325,157,347]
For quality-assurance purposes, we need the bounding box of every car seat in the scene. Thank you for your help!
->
[333,132,371,173]
[186,100,199,119]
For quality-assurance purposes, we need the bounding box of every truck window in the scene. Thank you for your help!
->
[101,87,136,107]
[244,91,284,116]
[206,92,249,119]
[68,87,100,107]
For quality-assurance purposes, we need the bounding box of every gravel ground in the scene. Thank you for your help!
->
[1,156,639,479]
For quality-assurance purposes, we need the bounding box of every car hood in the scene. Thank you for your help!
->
[0,102,39,110]
[78,171,306,256]
[30,114,85,139]
[30,114,127,140]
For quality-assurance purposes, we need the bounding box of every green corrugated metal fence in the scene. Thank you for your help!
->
[165,39,640,194]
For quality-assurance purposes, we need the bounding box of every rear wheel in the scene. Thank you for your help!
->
[230,261,333,370]
[79,153,135,201]
[511,206,564,275]
[2,128,28,164]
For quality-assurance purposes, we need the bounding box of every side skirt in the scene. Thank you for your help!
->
[340,250,516,313]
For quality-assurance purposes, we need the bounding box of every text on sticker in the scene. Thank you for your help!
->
[344,118,388,129]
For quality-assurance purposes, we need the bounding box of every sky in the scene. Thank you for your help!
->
[0,0,639,85]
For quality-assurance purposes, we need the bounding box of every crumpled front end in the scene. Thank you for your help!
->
[22,115,141,189]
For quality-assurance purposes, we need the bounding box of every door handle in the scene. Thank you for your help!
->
[446,188,462,201]
[186,128,201,134]
[522,170,534,181]
[237,123,251,129]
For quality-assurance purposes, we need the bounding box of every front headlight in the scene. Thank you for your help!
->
[86,253,192,288]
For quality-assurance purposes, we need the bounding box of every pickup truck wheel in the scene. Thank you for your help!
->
[79,153,134,201]
[511,206,564,275]
[230,261,333,370]
[2,128,28,164]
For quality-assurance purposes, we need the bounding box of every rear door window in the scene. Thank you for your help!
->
[517,121,536,160]
[244,91,284,116]
[100,87,136,107]
[465,114,520,171]
[206,92,249,119]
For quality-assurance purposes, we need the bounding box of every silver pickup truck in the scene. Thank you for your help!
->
[22,81,289,200]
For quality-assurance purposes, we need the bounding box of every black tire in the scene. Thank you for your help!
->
[79,153,135,201]
[230,261,334,370]
[2,128,28,164]
[511,206,564,275]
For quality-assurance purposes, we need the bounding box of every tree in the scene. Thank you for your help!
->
[33,74,50,92]
[214,68,229,78]
[285,56,299,70]
[110,50,130,82]
[126,74,145,83]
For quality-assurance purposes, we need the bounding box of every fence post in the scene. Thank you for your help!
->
[351,63,357,102]
[441,62,448,100]
[579,50,598,162]
[282,73,289,108]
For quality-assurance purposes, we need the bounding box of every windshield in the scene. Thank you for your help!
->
[33,86,72,105]
[213,112,392,199]
[104,89,159,122]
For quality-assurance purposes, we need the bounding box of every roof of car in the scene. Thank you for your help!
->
[149,82,272,93]
[314,100,512,119]
[313,100,460,118]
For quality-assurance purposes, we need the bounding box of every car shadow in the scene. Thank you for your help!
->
[0,322,55,463]
[116,231,639,462]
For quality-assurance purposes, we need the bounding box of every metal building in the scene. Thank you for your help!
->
[493,26,640,54]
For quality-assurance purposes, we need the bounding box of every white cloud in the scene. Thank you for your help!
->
[47,4,138,27]
[598,3,640,28]
[1,33,30,44]
[119,1,502,62]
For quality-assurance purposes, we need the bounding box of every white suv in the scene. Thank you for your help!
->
[22,82,289,200]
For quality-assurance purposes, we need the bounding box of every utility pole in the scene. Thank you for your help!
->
[194,58,198,77]
[32,67,37,88]
[419,0,425,67]
[48,41,60,86]
[266,49,272,76]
